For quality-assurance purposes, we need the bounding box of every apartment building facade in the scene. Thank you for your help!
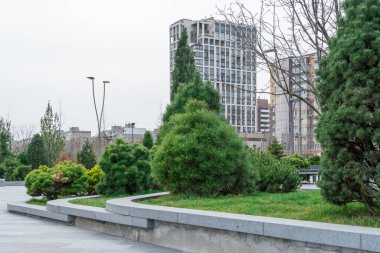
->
[102,124,157,144]
[170,18,257,133]
[256,98,270,133]
[269,53,321,156]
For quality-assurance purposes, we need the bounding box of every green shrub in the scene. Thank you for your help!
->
[252,151,300,193]
[25,166,54,198]
[283,153,310,170]
[0,156,31,181]
[85,165,103,195]
[96,140,151,195]
[7,164,32,181]
[142,131,154,149]
[308,155,321,165]
[152,99,258,196]
[25,161,88,200]
[0,156,19,179]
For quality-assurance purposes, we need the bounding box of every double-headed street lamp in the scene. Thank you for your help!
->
[86,77,110,160]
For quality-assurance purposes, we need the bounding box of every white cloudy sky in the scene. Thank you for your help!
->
[0,0,266,135]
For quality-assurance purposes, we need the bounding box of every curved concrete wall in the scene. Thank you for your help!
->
[8,192,380,253]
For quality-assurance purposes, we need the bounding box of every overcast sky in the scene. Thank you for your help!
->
[0,0,266,135]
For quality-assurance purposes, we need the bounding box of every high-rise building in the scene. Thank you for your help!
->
[170,18,257,133]
[269,53,321,156]
[256,98,270,133]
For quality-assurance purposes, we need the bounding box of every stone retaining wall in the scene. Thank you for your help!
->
[7,192,380,253]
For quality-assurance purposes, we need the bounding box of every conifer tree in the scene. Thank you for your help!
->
[0,118,12,163]
[142,131,154,149]
[171,27,195,101]
[77,139,97,169]
[40,102,65,167]
[158,73,221,143]
[164,73,220,123]
[27,134,48,169]
[316,0,380,212]
[267,138,285,159]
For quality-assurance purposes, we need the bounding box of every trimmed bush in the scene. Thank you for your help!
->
[96,140,151,195]
[85,165,103,195]
[283,153,310,170]
[252,151,301,193]
[152,99,258,196]
[25,161,88,200]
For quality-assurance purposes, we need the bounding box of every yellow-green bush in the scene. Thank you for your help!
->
[25,161,88,200]
[85,165,103,195]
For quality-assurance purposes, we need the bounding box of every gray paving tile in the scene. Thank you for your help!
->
[0,186,179,253]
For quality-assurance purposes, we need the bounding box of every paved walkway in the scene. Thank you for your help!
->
[300,183,320,190]
[0,186,180,253]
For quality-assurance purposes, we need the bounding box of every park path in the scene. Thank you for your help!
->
[0,186,179,253]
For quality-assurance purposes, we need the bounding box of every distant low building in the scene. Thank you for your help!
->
[102,124,157,145]
[64,127,91,142]
[239,132,270,151]
[62,127,92,160]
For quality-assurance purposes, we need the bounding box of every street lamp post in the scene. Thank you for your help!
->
[86,77,110,160]
[131,123,135,143]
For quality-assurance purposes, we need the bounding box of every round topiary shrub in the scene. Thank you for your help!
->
[24,161,88,200]
[85,165,103,195]
[96,140,151,195]
[252,151,301,193]
[152,99,258,196]
[25,166,54,198]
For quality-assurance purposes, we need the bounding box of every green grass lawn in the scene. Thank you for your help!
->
[69,195,129,208]
[140,190,380,228]
[26,198,48,206]
[69,190,162,208]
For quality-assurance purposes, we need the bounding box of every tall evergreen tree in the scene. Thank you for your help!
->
[164,73,220,123]
[27,134,48,169]
[267,138,285,159]
[158,73,221,143]
[142,131,154,149]
[77,139,97,169]
[40,102,65,167]
[0,118,12,163]
[316,0,380,212]
[171,27,196,101]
